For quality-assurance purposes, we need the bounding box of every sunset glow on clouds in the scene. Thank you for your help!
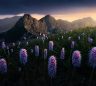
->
[0,7,96,21]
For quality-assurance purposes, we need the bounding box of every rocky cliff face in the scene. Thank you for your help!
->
[22,14,47,33]
[4,14,47,42]
[40,15,57,32]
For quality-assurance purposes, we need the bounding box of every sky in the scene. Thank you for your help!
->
[0,0,96,21]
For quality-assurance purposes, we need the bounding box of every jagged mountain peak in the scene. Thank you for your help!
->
[44,14,55,19]
[40,14,55,21]
[23,14,31,18]
[22,14,37,23]
[40,14,57,32]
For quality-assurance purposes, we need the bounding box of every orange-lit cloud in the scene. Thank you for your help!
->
[0,7,96,21]
[31,12,96,22]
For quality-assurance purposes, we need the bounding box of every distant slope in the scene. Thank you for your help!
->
[56,19,71,31]
[40,15,96,31]
[0,16,21,32]
[71,17,96,29]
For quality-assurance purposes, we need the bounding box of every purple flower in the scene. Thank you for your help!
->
[72,50,81,67]
[71,41,75,48]
[60,48,65,60]
[1,42,6,49]
[48,55,57,78]
[44,49,47,59]
[19,49,28,65]
[35,45,39,57]
[0,58,7,74]
[88,37,93,44]
[49,41,54,51]
[89,47,96,68]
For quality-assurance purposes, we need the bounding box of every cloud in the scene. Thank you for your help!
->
[0,0,96,14]
[1,8,96,22]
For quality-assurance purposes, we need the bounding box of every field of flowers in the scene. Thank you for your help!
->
[0,27,96,86]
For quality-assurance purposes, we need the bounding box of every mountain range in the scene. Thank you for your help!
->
[0,14,96,42]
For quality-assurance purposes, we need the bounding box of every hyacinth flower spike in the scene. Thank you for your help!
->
[48,55,57,86]
[19,49,28,65]
[69,50,81,86]
[68,41,75,66]
[78,36,80,40]
[44,49,47,59]
[71,41,75,49]
[0,58,7,74]
[1,42,6,55]
[88,47,96,86]
[30,49,33,53]
[48,55,57,78]
[49,41,54,51]
[89,47,96,68]
[72,50,81,68]
[60,48,65,60]
[35,45,39,57]
[88,37,93,44]
[1,42,6,49]
[6,46,10,55]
